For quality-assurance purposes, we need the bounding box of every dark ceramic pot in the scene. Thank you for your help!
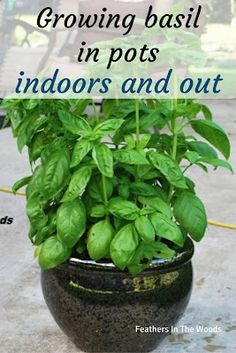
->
[41,238,194,353]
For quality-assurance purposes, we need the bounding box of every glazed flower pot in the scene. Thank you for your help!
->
[41,238,194,353]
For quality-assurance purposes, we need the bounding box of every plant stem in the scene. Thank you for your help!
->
[135,99,140,144]
[168,73,178,203]
[93,101,109,208]
[92,101,99,124]
[102,175,108,206]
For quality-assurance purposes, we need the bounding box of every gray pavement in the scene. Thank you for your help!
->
[0,100,236,353]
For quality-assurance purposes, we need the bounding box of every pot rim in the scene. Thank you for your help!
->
[66,237,194,274]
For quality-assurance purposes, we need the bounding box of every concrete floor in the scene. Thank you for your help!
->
[0,100,236,353]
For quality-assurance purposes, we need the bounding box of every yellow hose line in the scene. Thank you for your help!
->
[0,187,235,230]
[0,187,26,197]
[208,220,236,231]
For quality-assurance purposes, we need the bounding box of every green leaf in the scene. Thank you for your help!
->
[29,132,47,162]
[23,100,39,110]
[124,134,136,149]
[26,198,48,231]
[136,165,161,180]
[188,141,218,159]
[34,209,57,246]
[149,151,187,189]
[41,150,70,199]
[58,110,91,137]
[26,166,43,200]
[9,109,23,132]
[137,134,151,149]
[38,236,71,270]
[90,204,106,218]
[110,224,139,270]
[114,150,149,165]
[88,175,113,202]
[135,216,155,243]
[12,176,31,194]
[129,182,160,197]
[92,143,113,178]
[69,99,91,115]
[102,100,117,118]
[190,120,230,159]
[17,115,47,152]
[138,196,172,218]
[93,119,124,138]
[184,151,200,164]
[128,241,175,275]
[87,220,114,260]
[174,192,207,242]
[109,197,139,220]
[57,199,86,248]
[62,166,92,202]
[71,139,94,168]
[201,104,212,120]
[149,213,184,247]
[199,157,233,172]
[118,184,130,199]
[110,100,139,119]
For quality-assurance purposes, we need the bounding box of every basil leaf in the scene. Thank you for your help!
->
[62,166,92,202]
[26,166,43,200]
[41,150,70,199]
[109,197,139,220]
[68,99,91,115]
[136,134,151,149]
[102,100,117,118]
[136,165,161,181]
[92,143,113,178]
[138,196,172,218]
[135,216,155,243]
[149,151,187,189]
[201,104,212,120]
[87,220,114,260]
[188,141,218,159]
[190,120,230,159]
[199,157,233,172]
[17,115,47,152]
[184,151,200,164]
[110,224,139,270]
[114,150,149,165]
[149,213,184,247]
[12,176,31,194]
[38,236,71,270]
[118,184,130,199]
[128,241,175,276]
[26,198,48,231]
[174,192,207,242]
[34,209,57,246]
[88,175,113,202]
[93,119,124,138]
[58,110,91,137]
[71,139,94,168]
[124,134,136,149]
[23,100,39,110]
[29,132,47,162]
[130,182,160,197]
[57,199,86,248]
[10,109,24,133]
[90,204,106,218]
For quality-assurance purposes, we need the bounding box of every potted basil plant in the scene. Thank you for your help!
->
[4,98,232,352]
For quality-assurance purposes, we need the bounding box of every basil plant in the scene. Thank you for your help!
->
[4,99,232,275]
